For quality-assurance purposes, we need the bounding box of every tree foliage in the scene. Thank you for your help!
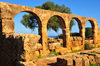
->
[85,27,93,39]
[21,1,75,32]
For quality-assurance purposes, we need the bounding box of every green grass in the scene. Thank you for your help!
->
[97,45,100,48]
[90,46,96,49]
[91,64,99,66]
[48,51,59,57]
[91,51,98,54]
[72,50,81,53]
[37,51,60,58]
[84,43,100,50]
[72,64,74,66]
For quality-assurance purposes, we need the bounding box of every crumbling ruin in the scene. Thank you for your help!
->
[0,2,100,66]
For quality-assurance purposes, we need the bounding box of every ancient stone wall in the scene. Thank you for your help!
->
[57,48,100,66]
[0,34,40,66]
[0,2,99,50]
[0,2,100,66]
[70,37,83,50]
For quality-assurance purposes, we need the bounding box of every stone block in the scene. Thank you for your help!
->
[57,58,67,66]
[95,55,100,63]
[74,58,83,66]
[58,48,69,55]
[88,56,96,64]
[35,43,43,51]
[66,58,73,66]
[35,51,40,56]
[48,43,61,50]
[82,56,90,66]
[72,46,81,51]
[25,51,38,62]
[40,50,50,56]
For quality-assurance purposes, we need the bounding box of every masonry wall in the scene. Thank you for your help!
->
[0,34,40,66]
[70,37,83,50]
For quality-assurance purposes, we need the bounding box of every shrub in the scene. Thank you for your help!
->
[84,43,91,50]
[91,51,97,54]
[97,45,100,48]
[90,46,96,49]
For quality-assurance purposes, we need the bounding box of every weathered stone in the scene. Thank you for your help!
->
[0,2,99,51]
[95,55,100,63]
[66,58,73,66]
[92,48,100,53]
[74,58,83,66]
[57,39,63,44]
[21,61,36,66]
[35,51,40,56]
[82,56,90,66]
[48,43,61,50]
[58,47,70,55]
[72,46,81,50]
[88,55,96,64]
[0,2,100,66]
[57,58,67,66]
[40,50,50,56]
[35,43,43,51]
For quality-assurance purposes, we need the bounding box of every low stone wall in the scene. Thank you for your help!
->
[0,34,40,66]
[57,48,100,66]
[70,37,82,47]
[70,37,83,50]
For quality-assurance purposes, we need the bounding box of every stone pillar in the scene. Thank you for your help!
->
[63,27,70,49]
[81,26,85,49]
[1,19,14,35]
[93,28,97,45]
[41,22,48,50]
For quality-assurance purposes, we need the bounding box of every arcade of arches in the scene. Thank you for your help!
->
[0,2,100,50]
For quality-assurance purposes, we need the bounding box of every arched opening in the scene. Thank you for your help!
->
[13,11,42,43]
[70,18,82,37]
[47,15,66,47]
[85,20,94,44]
[69,17,82,47]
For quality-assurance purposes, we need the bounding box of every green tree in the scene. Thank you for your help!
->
[85,27,93,39]
[21,1,75,32]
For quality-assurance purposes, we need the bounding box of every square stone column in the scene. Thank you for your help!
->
[81,27,85,49]
[41,22,48,50]
[63,27,71,49]
[1,19,14,35]
[93,28,97,44]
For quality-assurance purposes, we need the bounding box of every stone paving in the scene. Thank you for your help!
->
[36,48,100,66]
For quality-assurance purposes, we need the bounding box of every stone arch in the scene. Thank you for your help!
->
[84,19,98,44]
[85,19,97,30]
[13,11,42,43]
[47,15,67,47]
[69,17,83,37]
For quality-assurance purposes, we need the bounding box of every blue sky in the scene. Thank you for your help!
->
[0,0,100,36]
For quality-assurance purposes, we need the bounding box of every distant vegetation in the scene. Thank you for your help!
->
[85,27,93,39]
[56,27,93,39]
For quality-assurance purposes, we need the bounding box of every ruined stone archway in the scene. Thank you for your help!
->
[13,11,43,43]
[0,2,100,50]
[68,16,83,49]
[69,17,83,37]
[47,15,67,47]
[84,19,98,44]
